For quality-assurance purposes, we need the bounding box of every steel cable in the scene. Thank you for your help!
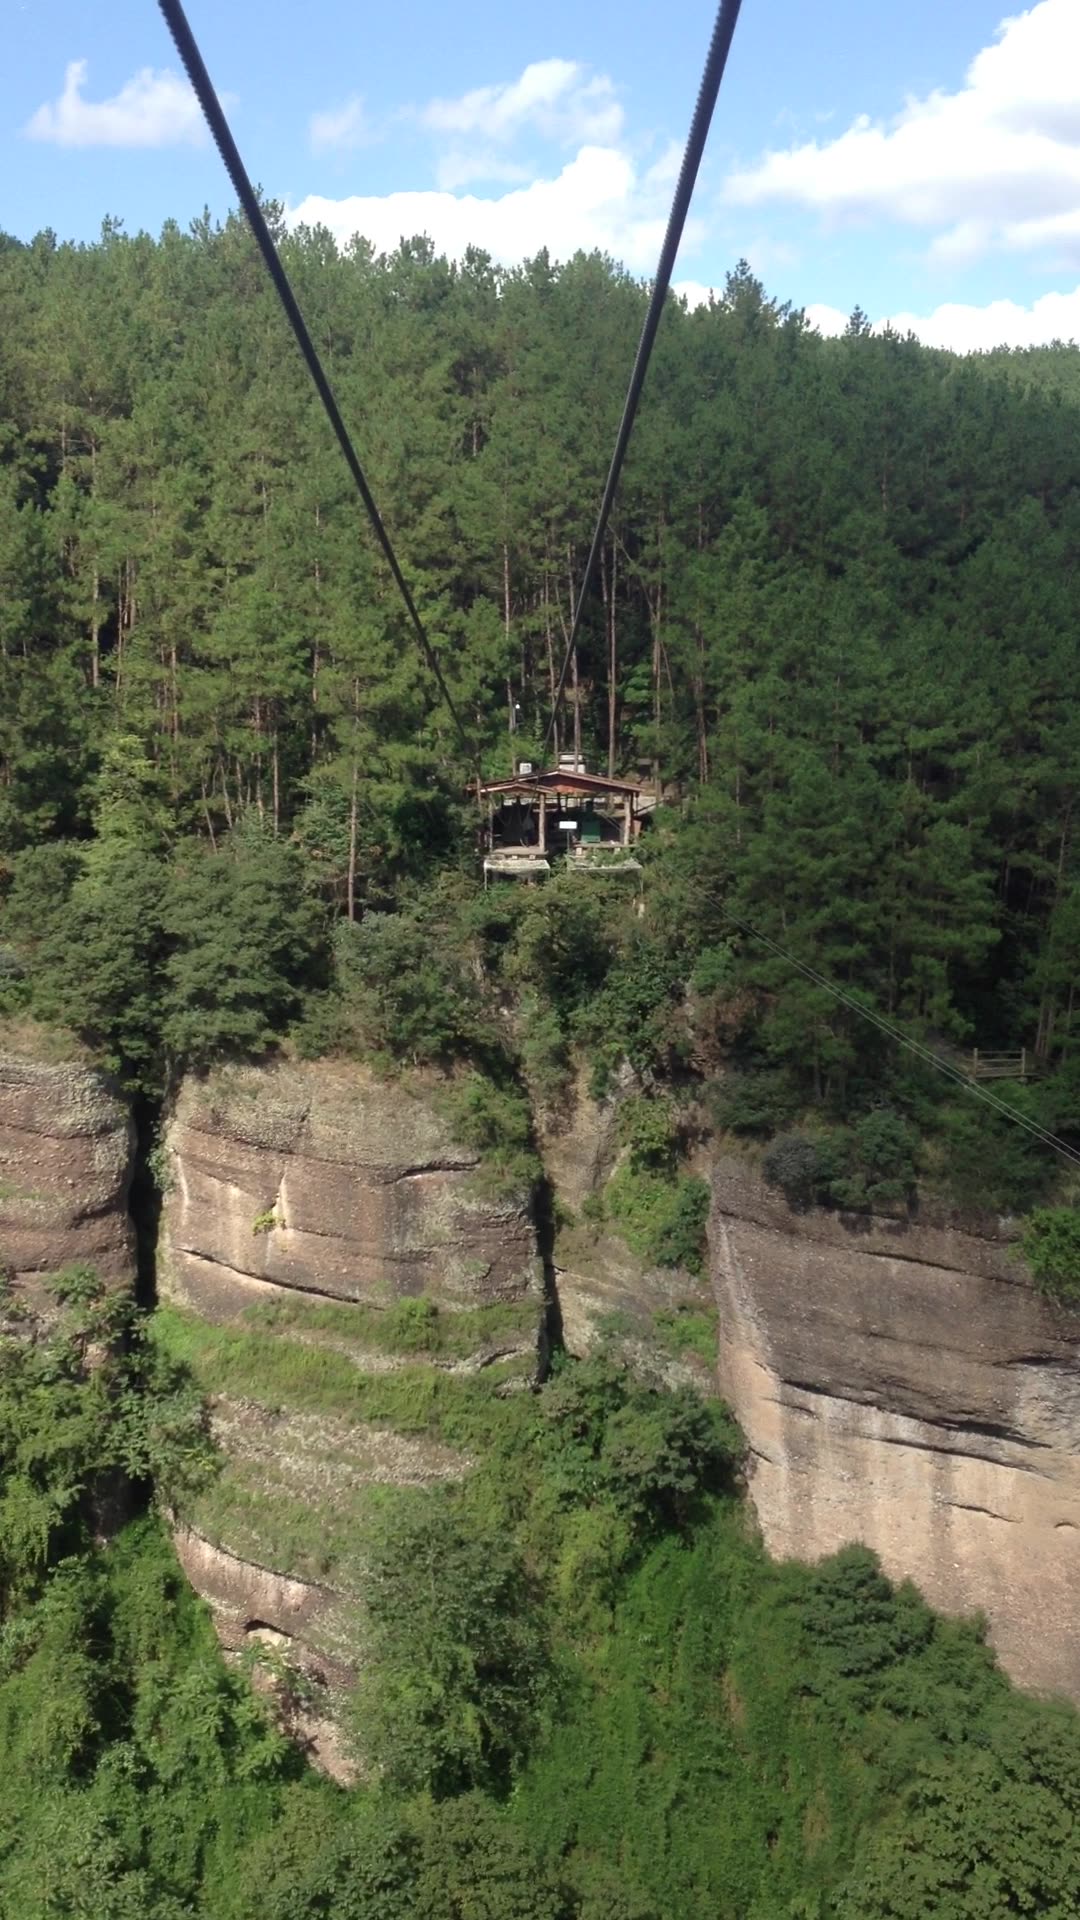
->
[542,0,745,760]
[157,0,471,754]
[159,0,1077,1180]
[715,904,1080,1171]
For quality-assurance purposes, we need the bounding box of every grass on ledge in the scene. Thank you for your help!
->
[183,1455,418,1596]
[152,1306,537,1457]
[240,1292,540,1361]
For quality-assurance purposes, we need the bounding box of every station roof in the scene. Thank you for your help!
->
[479,768,644,801]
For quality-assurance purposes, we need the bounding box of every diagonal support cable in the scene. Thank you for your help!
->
[157,0,471,753]
[719,904,1080,1171]
[543,0,745,761]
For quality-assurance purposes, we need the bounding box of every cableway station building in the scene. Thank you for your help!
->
[479,757,652,882]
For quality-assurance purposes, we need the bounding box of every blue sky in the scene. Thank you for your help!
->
[6,0,1080,349]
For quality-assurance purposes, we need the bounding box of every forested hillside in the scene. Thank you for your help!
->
[1,211,1078,1214]
[3,209,1080,1916]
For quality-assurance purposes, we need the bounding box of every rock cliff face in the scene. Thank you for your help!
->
[710,1154,1080,1699]
[162,1059,538,1320]
[158,1059,544,1774]
[0,1038,135,1299]
[12,1017,1077,1735]
[539,1070,718,1394]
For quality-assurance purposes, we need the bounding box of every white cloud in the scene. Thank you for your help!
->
[725,0,1080,265]
[644,141,683,191]
[879,285,1080,351]
[25,58,205,149]
[673,281,719,310]
[681,283,1080,352]
[295,57,693,273]
[804,303,848,338]
[805,286,1080,352]
[310,95,370,153]
[421,58,623,148]
[289,144,680,273]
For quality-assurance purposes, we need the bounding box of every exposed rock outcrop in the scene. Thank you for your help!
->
[172,1521,357,1781]
[160,1059,544,1771]
[553,1218,717,1392]
[162,1059,539,1319]
[710,1154,1080,1699]
[540,1069,718,1393]
[0,1036,135,1298]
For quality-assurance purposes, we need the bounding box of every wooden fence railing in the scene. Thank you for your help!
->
[969,1048,1034,1082]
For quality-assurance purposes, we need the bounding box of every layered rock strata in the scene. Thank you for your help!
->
[172,1521,357,1781]
[540,1069,718,1393]
[162,1059,538,1319]
[0,1039,135,1297]
[711,1154,1080,1699]
[160,1059,544,1772]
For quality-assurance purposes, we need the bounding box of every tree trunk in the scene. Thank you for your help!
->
[504,541,516,735]
[602,541,618,777]
[651,580,663,799]
[200,778,218,850]
[90,567,101,689]
[312,517,322,766]
[694,619,708,781]
[347,758,359,921]
[543,574,559,763]
[218,760,234,830]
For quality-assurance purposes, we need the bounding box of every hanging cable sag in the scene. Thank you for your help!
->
[543,0,745,759]
[156,0,471,753]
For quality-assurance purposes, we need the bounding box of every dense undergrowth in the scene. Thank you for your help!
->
[4,1270,1080,1918]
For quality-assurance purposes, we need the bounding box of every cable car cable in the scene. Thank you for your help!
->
[156,0,472,757]
[715,902,1080,1171]
[542,0,745,762]
[160,0,1075,1178]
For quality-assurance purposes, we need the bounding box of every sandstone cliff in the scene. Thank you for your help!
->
[158,1058,544,1774]
[0,1029,135,1299]
[710,1153,1080,1699]
[539,1069,718,1393]
[162,1059,538,1320]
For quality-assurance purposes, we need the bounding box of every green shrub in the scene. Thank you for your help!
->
[616,1094,678,1172]
[934,1096,1053,1215]
[852,1109,917,1186]
[0,1269,215,1607]
[506,879,616,1016]
[441,1070,540,1191]
[762,1131,830,1210]
[161,826,329,1075]
[350,1499,550,1797]
[537,1356,741,1533]
[708,1066,802,1137]
[330,909,478,1065]
[1023,1207,1080,1304]
[385,1294,441,1351]
[574,931,688,1092]
[689,943,736,994]
[652,1304,719,1364]
[605,1165,710,1273]
[517,993,571,1107]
